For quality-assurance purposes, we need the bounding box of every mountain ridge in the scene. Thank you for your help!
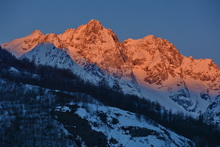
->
[1,19,220,120]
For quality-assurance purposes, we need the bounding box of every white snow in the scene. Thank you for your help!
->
[55,101,194,147]
[9,67,19,73]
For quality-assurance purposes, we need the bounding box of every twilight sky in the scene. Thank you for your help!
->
[1,0,220,66]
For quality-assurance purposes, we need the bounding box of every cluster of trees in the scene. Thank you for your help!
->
[0,82,76,146]
[0,47,220,146]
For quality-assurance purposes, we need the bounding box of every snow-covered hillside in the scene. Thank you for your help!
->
[54,95,194,147]
[20,42,103,84]
[1,19,220,118]
[20,42,140,96]
[204,95,220,129]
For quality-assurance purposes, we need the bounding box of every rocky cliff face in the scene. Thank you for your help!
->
[2,19,220,117]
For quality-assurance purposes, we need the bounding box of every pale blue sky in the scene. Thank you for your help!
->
[0,0,220,66]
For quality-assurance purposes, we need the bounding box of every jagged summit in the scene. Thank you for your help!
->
[144,34,155,40]
[31,30,43,35]
[84,19,104,32]
[87,19,102,26]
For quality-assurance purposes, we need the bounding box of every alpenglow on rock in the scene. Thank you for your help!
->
[2,19,220,118]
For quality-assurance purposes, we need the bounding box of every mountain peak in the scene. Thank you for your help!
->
[85,19,104,32]
[87,19,101,26]
[144,35,155,40]
[31,30,43,36]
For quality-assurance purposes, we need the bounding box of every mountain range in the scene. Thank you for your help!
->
[1,19,220,146]
[2,19,219,116]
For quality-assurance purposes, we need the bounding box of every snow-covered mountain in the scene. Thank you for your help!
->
[123,35,220,116]
[1,30,44,57]
[2,19,220,118]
